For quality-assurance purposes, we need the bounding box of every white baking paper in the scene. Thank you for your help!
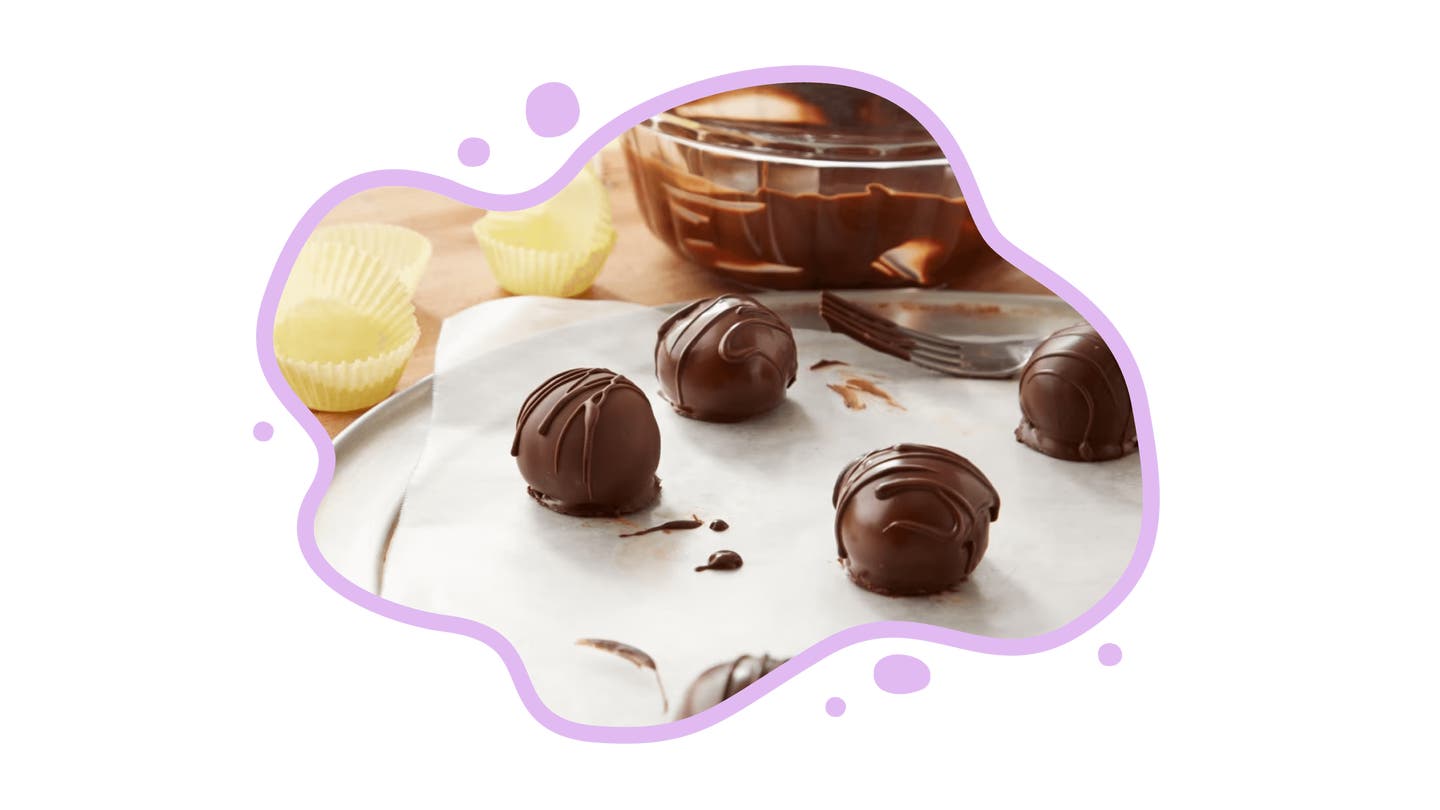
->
[382,300,1142,726]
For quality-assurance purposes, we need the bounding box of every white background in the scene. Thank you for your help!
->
[3,1,1437,806]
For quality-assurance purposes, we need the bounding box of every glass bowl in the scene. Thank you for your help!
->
[622,83,998,290]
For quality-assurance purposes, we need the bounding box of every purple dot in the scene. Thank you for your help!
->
[1098,643,1123,666]
[457,137,490,167]
[252,421,274,442]
[873,654,930,694]
[526,82,579,137]
[825,697,846,717]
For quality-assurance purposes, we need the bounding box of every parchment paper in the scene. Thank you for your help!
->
[382,299,1142,726]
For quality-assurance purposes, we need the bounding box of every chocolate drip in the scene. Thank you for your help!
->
[618,516,704,538]
[694,549,743,572]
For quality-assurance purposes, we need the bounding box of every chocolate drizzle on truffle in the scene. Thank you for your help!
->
[1015,324,1137,462]
[832,444,1000,596]
[512,368,661,516]
[655,294,798,422]
[677,653,787,718]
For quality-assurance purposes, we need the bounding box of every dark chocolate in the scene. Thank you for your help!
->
[809,359,848,370]
[628,167,997,290]
[1016,324,1137,462]
[655,294,798,422]
[677,653,787,718]
[618,516,704,538]
[832,444,1000,596]
[708,519,729,532]
[627,84,1002,289]
[512,368,661,516]
[575,638,668,713]
[694,550,743,572]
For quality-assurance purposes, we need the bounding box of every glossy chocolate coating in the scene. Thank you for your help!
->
[626,159,998,290]
[677,653,786,718]
[694,549,743,572]
[512,368,661,516]
[655,294,798,422]
[832,444,1000,596]
[1015,324,1137,462]
[625,84,1000,290]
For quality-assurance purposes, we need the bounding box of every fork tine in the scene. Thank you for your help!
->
[822,292,975,364]
[907,331,1030,356]
[823,291,967,354]
[908,342,976,370]
[905,337,1025,363]
[819,291,1031,378]
[898,344,1022,378]
[822,293,973,374]
[818,294,912,356]
[824,293,1030,359]
[906,352,971,377]
[826,293,1029,356]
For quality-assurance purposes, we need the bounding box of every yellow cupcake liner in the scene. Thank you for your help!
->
[275,242,420,412]
[309,222,433,294]
[473,166,617,297]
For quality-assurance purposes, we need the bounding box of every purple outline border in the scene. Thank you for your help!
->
[255,65,1159,743]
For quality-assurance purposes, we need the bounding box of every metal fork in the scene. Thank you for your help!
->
[818,291,1039,379]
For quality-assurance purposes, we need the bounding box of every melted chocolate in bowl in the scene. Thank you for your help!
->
[622,83,1000,290]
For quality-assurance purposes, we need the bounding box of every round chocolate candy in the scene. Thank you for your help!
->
[512,367,661,516]
[655,294,798,422]
[1015,324,1137,462]
[832,444,1000,596]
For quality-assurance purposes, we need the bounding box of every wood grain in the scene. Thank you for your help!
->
[307,141,1051,437]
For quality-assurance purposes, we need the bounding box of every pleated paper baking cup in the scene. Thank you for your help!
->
[309,222,433,293]
[274,242,420,412]
[473,167,617,297]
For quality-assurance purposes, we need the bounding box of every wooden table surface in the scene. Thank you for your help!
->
[311,141,1052,437]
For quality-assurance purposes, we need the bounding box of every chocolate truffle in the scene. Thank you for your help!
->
[677,653,787,718]
[1015,324,1137,462]
[655,294,798,422]
[832,444,1000,596]
[512,368,661,516]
